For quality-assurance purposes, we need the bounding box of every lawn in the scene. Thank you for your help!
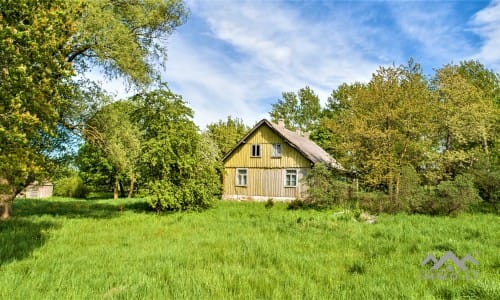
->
[0,198,498,299]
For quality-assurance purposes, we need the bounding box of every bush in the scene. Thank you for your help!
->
[146,178,216,211]
[265,198,274,209]
[302,163,351,209]
[357,191,393,213]
[409,174,480,215]
[54,175,89,199]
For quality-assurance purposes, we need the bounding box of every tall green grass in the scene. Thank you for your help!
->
[0,198,498,299]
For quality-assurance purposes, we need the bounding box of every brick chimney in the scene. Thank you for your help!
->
[277,119,285,127]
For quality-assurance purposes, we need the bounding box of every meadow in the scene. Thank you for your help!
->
[0,198,498,299]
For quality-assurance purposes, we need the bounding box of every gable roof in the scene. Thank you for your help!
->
[222,119,344,171]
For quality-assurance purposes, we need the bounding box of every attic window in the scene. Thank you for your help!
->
[251,144,261,157]
[271,144,282,157]
[285,169,297,187]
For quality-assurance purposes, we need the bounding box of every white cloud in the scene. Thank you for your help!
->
[163,0,383,128]
[470,0,500,69]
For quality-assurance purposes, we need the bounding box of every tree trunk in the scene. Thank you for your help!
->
[128,173,135,198]
[113,178,119,200]
[119,180,125,198]
[0,193,15,220]
[1,201,12,220]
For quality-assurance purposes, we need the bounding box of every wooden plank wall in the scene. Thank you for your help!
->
[223,168,308,199]
[223,124,311,199]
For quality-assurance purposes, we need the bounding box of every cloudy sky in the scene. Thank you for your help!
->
[95,0,500,128]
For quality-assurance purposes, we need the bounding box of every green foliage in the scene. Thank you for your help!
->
[0,0,77,217]
[68,0,188,85]
[77,100,141,198]
[54,175,89,199]
[264,198,274,209]
[270,86,321,132]
[357,191,393,214]
[315,59,499,214]
[409,174,480,215]
[302,163,351,209]
[132,90,221,211]
[470,155,499,205]
[205,116,249,156]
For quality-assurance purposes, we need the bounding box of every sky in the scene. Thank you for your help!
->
[91,0,500,128]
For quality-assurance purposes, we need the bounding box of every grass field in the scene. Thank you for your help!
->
[0,198,498,299]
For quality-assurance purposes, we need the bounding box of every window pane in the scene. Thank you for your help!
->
[251,144,261,157]
[272,144,282,157]
[285,170,297,187]
[237,169,247,186]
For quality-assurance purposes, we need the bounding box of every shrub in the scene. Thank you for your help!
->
[265,198,274,209]
[54,175,89,199]
[357,191,392,213]
[302,163,351,209]
[409,174,480,215]
[146,178,216,211]
[287,199,307,210]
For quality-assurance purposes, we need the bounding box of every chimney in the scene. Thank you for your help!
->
[304,132,310,139]
[277,119,285,127]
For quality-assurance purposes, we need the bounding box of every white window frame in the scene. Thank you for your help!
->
[236,168,248,187]
[271,143,282,157]
[250,144,261,157]
[285,169,298,187]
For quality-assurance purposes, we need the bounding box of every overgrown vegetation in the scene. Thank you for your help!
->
[0,198,498,299]
[274,60,498,215]
[53,175,89,199]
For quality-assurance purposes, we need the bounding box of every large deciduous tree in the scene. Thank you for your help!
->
[131,90,221,211]
[78,101,141,199]
[432,61,499,179]
[206,116,249,156]
[0,0,188,219]
[68,0,188,85]
[324,61,435,204]
[0,0,76,219]
[270,86,321,133]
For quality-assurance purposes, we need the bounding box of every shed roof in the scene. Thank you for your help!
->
[222,119,344,171]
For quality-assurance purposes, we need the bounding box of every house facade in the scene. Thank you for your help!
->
[222,119,343,201]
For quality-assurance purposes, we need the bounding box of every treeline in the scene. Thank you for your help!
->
[57,90,222,211]
[270,60,499,214]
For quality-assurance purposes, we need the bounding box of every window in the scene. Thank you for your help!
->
[271,144,282,157]
[251,144,261,157]
[236,169,248,186]
[285,169,297,187]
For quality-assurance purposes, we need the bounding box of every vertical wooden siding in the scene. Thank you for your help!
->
[223,168,308,198]
[223,124,311,199]
[224,125,311,168]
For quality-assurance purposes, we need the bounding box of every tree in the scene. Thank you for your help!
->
[270,86,321,133]
[0,0,187,219]
[206,116,249,156]
[0,0,76,219]
[432,61,499,180]
[131,90,221,211]
[324,61,436,204]
[67,0,188,86]
[78,101,141,199]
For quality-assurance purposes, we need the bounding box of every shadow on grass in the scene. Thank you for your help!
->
[0,218,60,267]
[0,199,154,267]
[13,198,153,219]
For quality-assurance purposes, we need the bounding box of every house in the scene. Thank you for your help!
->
[222,119,343,201]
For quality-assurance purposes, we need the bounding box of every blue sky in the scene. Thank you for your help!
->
[92,0,500,128]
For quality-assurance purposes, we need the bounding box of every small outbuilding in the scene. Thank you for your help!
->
[23,181,54,198]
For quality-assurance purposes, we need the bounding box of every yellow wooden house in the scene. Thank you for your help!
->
[222,119,343,201]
